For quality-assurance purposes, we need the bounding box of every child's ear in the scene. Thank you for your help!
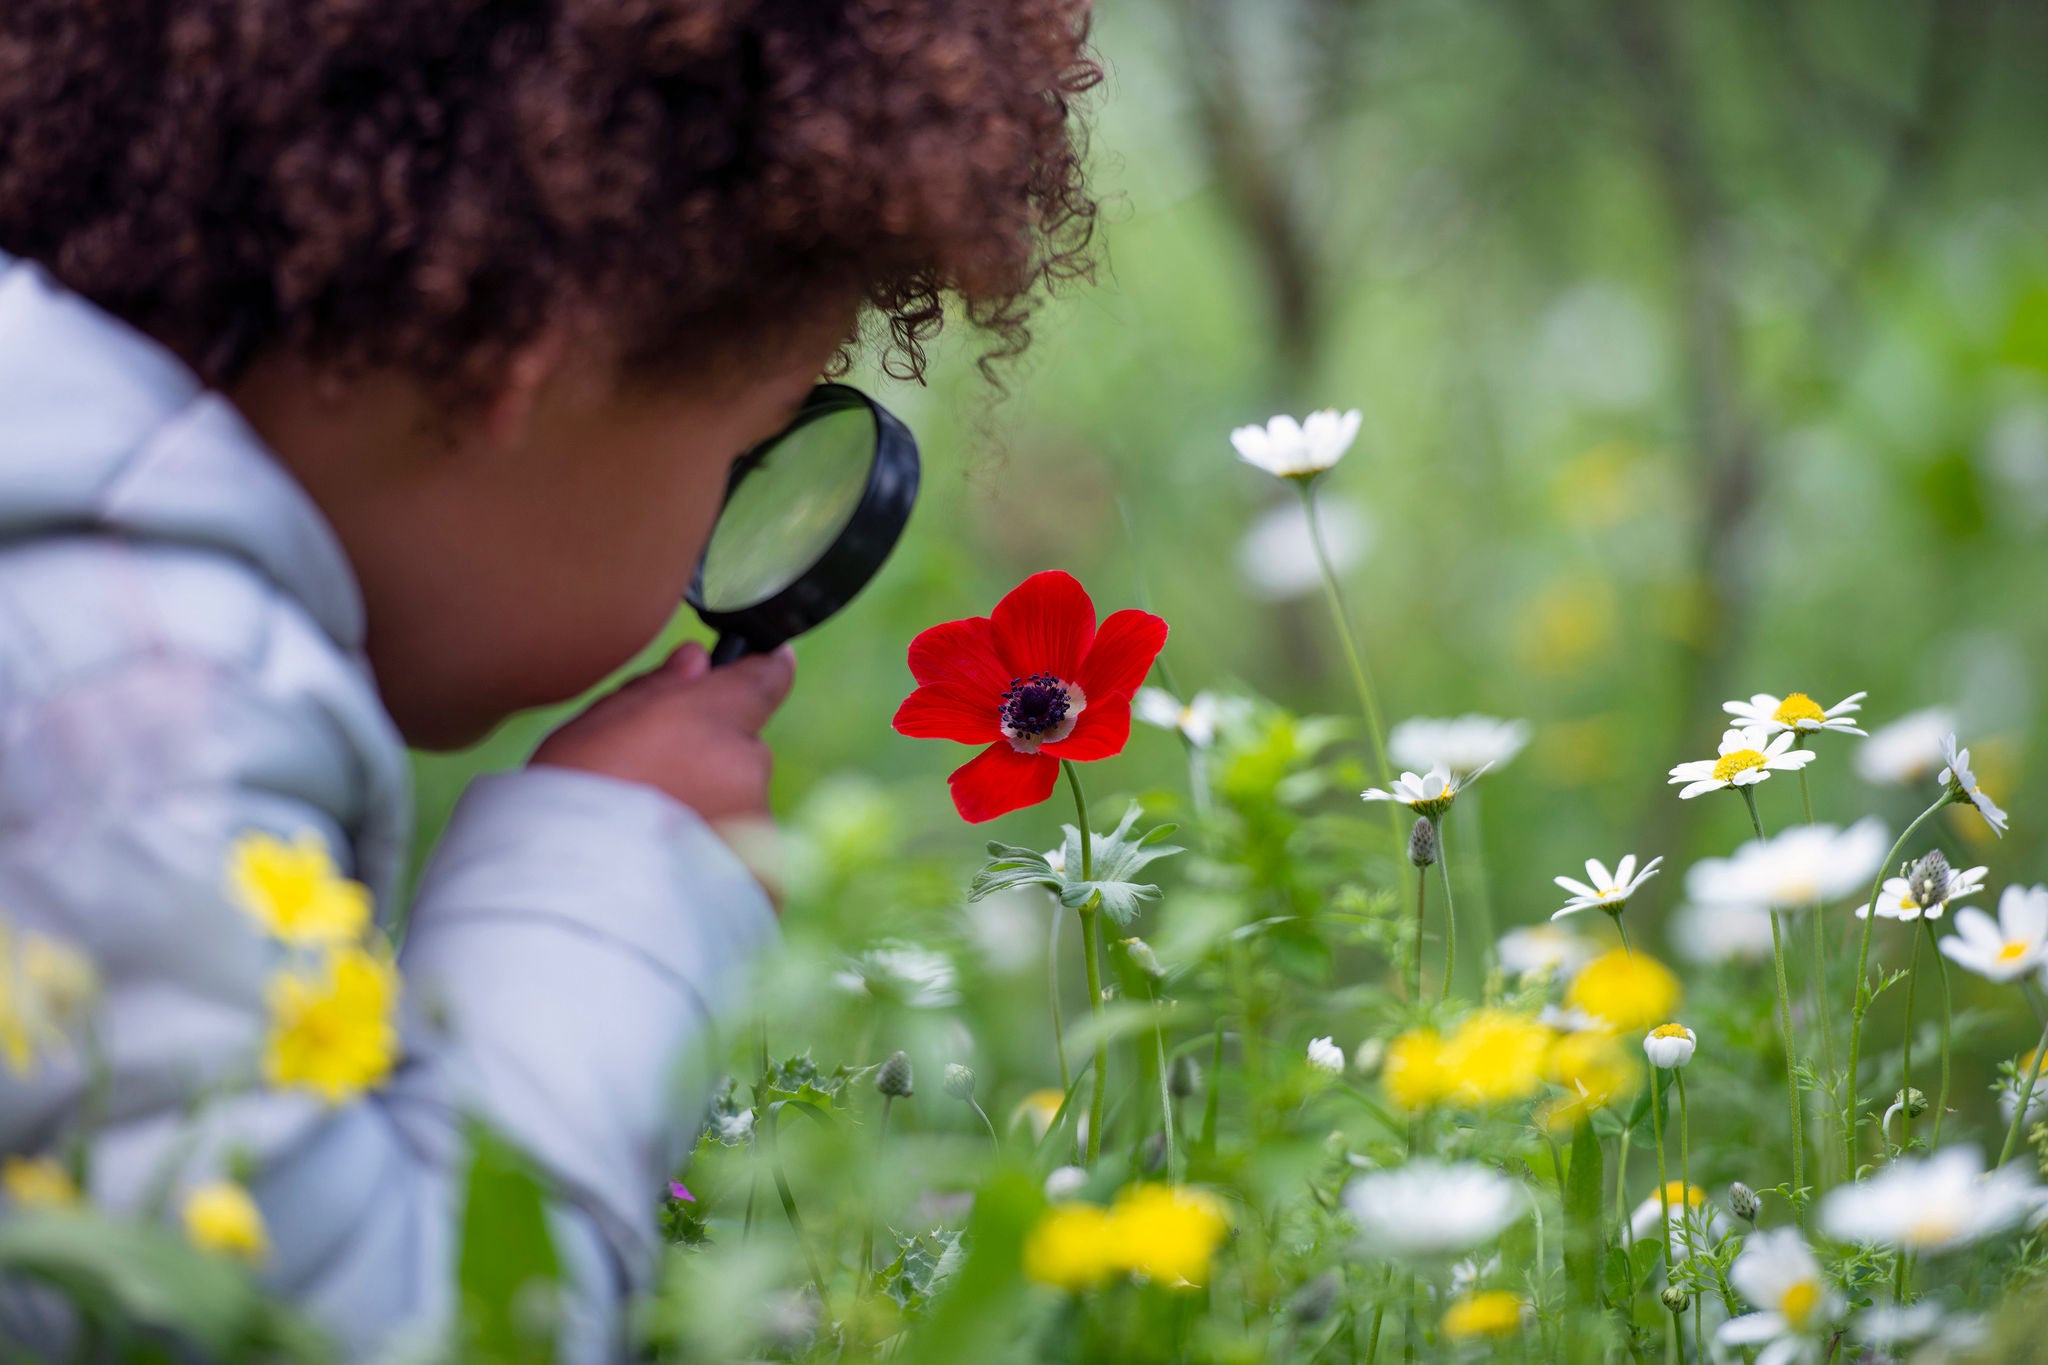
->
[479,329,570,453]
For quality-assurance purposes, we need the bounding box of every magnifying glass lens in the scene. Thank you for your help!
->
[698,404,878,613]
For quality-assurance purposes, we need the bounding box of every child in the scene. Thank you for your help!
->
[0,1,1097,1358]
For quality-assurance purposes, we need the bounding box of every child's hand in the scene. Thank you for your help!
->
[531,642,796,823]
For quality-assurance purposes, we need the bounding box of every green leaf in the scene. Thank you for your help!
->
[900,1169,1041,1365]
[874,1228,967,1313]
[1563,1120,1605,1316]
[755,1053,874,1113]
[1056,804,1184,926]
[458,1125,562,1365]
[968,843,1062,902]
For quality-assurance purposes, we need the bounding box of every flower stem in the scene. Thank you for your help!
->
[1298,481,1398,836]
[1651,1072,1672,1285]
[1610,909,1633,958]
[1675,1069,1692,1244]
[1437,831,1458,1003]
[1048,909,1071,1097]
[1148,979,1178,1180]
[1741,787,1805,1199]
[1899,927,1922,1157]
[1998,995,2048,1168]
[1063,760,1109,1167]
[1926,919,1953,1148]
[1845,795,1951,1181]
[1411,864,1429,1003]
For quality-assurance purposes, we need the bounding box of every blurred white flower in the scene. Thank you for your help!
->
[1231,409,1361,480]
[1851,1301,1944,1350]
[1685,819,1890,912]
[1938,885,2048,983]
[1044,1165,1088,1200]
[1858,860,1986,923]
[1134,687,1249,749]
[1628,1181,1728,1261]
[833,941,960,1009]
[1448,1252,1501,1297]
[1940,734,2009,838]
[1717,1228,1842,1364]
[1819,1146,2036,1253]
[2000,1047,2048,1126]
[1855,707,1957,785]
[1363,764,1487,818]
[1496,925,1596,979]
[1237,497,1370,601]
[1342,1161,1526,1257]
[1668,726,1816,800]
[1307,1036,1345,1073]
[1669,900,1776,966]
[1552,854,1663,922]
[1722,690,1867,737]
[1388,716,1531,777]
[1537,1003,1602,1033]
[1643,1024,1696,1069]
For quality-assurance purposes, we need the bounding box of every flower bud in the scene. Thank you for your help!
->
[1140,1130,1168,1174]
[1408,816,1439,869]
[877,1050,914,1098]
[1895,1087,1928,1118]
[943,1063,976,1101]
[1121,937,1166,982]
[1643,1023,1697,1070]
[1907,850,1951,912]
[1169,1054,1202,1099]
[1660,1286,1688,1314]
[1729,1181,1759,1226]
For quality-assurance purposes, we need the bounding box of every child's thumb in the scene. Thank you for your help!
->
[695,645,797,732]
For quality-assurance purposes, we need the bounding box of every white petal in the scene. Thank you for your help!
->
[1679,779,1726,799]
[1556,877,1600,900]
[1615,854,1637,885]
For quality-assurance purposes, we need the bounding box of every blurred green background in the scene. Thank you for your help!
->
[415,0,2048,949]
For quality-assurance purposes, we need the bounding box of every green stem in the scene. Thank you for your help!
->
[1614,1124,1634,1255]
[1048,907,1071,1097]
[1845,795,1951,1180]
[1926,920,1953,1147]
[1741,787,1805,1200]
[1299,481,1398,833]
[861,1094,893,1283]
[1437,830,1458,1003]
[1611,910,1633,958]
[1652,1072,1672,1283]
[1899,928,1922,1157]
[1675,1070,1692,1257]
[767,1107,831,1308]
[1198,1020,1223,1158]
[1063,761,1109,1167]
[1411,857,1429,1001]
[1462,791,1498,980]
[1997,1001,2048,1168]
[1149,979,1177,1179]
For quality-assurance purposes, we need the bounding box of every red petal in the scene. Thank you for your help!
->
[1076,609,1168,701]
[893,684,1001,744]
[1041,695,1131,762]
[990,571,1095,681]
[906,616,1009,700]
[948,742,1060,823]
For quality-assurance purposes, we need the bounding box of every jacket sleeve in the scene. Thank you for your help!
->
[0,632,777,1360]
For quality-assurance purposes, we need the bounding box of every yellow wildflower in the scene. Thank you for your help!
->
[1023,1201,1116,1291]
[1566,948,1681,1032]
[1106,1184,1230,1287]
[182,1180,268,1265]
[1538,1029,1641,1133]
[227,830,372,946]
[1382,1028,1447,1112]
[1442,1289,1523,1340]
[1438,1010,1550,1107]
[263,945,401,1102]
[2,1155,78,1209]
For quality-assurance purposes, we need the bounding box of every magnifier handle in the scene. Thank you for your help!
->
[709,633,753,667]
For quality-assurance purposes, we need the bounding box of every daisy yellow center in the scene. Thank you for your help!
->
[1773,692,1826,726]
[1657,1179,1705,1208]
[1778,1280,1821,1331]
[1904,1211,1964,1247]
[1650,1024,1690,1040]
[1711,749,1768,782]
[1998,941,2031,963]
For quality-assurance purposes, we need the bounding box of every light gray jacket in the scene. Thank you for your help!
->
[0,252,777,1359]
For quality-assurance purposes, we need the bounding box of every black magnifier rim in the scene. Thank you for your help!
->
[686,382,919,656]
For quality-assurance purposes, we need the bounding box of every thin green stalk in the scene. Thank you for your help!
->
[861,1094,894,1282]
[767,1107,830,1308]
[1614,1124,1634,1255]
[1997,1005,2048,1168]
[1148,979,1177,1179]
[1412,860,1429,1002]
[1742,787,1804,1199]
[1462,791,1498,980]
[1063,761,1108,1167]
[1899,928,1922,1156]
[1652,1071,1673,1284]
[1675,1069,1693,1257]
[1299,480,1398,836]
[1437,829,1458,1003]
[1845,795,1951,1180]
[1926,920,1953,1147]
[1048,908,1071,1096]
[1198,1020,1224,1157]
[1611,910,1633,958]
[1796,747,1842,1182]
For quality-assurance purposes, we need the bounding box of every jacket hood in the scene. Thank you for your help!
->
[0,251,364,648]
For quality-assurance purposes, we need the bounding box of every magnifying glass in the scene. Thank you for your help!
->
[688,383,920,665]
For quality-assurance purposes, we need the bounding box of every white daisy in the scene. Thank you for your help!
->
[1855,707,1957,785]
[1552,854,1663,921]
[1306,1036,1345,1073]
[1857,853,1988,923]
[1496,925,1597,979]
[1133,687,1248,750]
[1667,726,1816,800]
[1342,1161,1527,1257]
[833,941,960,1009]
[1388,715,1531,778]
[1237,496,1371,601]
[1938,884,2048,983]
[1940,733,2009,838]
[1669,900,1776,965]
[1722,690,1867,737]
[1363,764,1488,818]
[1685,819,1891,912]
[1717,1228,1842,1365]
[1642,1023,1696,1069]
[1043,1165,1088,1200]
[1628,1181,1728,1261]
[1850,1301,1944,1350]
[1231,408,1362,480]
[1818,1146,2037,1253]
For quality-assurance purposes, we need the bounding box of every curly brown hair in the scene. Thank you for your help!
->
[0,0,1099,392]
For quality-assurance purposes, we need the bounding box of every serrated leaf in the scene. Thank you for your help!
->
[875,1228,967,1313]
[1054,804,1184,926]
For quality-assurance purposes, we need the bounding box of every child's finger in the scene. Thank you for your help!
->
[690,645,796,732]
[669,641,711,683]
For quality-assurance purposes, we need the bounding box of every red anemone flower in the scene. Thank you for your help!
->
[893,572,1169,823]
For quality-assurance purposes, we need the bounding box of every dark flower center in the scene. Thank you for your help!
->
[1000,673,1073,739]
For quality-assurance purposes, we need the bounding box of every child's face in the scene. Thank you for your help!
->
[241,309,856,750]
